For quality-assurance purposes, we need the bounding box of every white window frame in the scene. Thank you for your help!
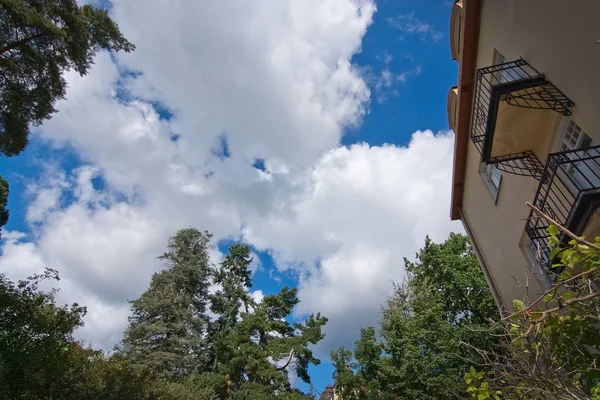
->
[493,50,526,84]
[480,163,502,203]
[552,117,599,191]
[553,117,593,154]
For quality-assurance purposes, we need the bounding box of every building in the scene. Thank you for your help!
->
[319,384,337,400]
[448,0,600,313]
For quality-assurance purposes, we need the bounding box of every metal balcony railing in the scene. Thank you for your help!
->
[470,59,574,179]
[525,145,600,271]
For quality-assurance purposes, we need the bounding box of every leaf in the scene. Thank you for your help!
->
[549,246,562,260]
[512,299,525,311]
[547,225,559,236]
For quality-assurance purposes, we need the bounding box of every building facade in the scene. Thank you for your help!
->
[448,0,600,313]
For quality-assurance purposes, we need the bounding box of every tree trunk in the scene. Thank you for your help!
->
[0,33,46,54]
[225,372,232,400]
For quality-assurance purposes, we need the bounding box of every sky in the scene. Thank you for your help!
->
[0,0,461,394]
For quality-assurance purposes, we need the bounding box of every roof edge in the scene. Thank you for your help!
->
[450,0,482,220]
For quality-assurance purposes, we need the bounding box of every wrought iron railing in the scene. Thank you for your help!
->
[470,59,574,179]
[525,145,600,271]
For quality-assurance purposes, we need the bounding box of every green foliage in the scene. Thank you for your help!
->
[464,368,501,400]
[150,379,219,400]
[0,228,326,398]
[331,233,500,399]
[0,0,134,232]
[0,269,150,399]
[121,228,326,398]
[464,227,600,399]
[121,229,214,378]
[0,268,86,397]
[0,0,134,157]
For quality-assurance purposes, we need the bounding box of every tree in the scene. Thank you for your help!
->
[121,229,214,379]
[331,233,500,399]
[213,286,327,397]
[0,0,135,232]
[206,241,327,398]
[121,228,327,399]
[0,0,135,157]
[0,268,86,398]
[464,210,600,399]
[0,269,150,399]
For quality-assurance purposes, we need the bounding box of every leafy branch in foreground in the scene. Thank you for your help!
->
[464,203,600,400]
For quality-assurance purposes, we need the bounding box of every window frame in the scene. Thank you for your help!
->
[479,162,502,203]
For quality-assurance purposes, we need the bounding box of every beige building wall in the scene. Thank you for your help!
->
[462,141,545,309]
[476,0,600,142]
[458,0,600,311]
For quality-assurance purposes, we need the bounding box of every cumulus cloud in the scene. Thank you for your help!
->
[244,131,460,353]
[0,0,460,357]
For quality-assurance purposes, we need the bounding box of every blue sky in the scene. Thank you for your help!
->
[0,0,460,395]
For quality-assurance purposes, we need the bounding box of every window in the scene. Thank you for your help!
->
[480,163,502,201]
[492,50,526,84]
[557,118,593,153]
[554,118,600,190]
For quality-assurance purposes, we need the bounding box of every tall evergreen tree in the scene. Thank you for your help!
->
[208,243,327,398]
[121,228,328,398]
[214,286,327,397]
[121,229,213,379]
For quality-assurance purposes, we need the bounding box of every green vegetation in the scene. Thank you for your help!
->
[0,0,134,236]
[331,233,501,399]
[0,268,150,399]
[465,226,600,400]
[331,230,600,400]
[0,228,326,399]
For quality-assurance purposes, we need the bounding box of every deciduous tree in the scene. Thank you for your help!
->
[331,233,500,399]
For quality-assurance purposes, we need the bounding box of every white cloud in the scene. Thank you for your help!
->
[1,0,462,360]
[387,12,443,43]
[243,131,461,354]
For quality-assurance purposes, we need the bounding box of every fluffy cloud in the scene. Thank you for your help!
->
[245,131,460,353]
[0,0,460,356]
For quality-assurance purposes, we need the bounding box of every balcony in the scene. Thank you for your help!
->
[525,146,600,272]
[470,59,575,179]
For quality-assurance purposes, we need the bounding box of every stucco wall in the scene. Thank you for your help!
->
[462,141,545,310]
[492,104,560,162]
[460,0,600,310]
[477,0,600,142]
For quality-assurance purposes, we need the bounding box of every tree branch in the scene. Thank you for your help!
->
[276,349,294,371]
[526,201,600,252]
[0,33,47,55]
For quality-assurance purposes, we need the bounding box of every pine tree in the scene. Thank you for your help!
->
[120,229,327,398]
[207,243,328,398]
[121,229,213,379]
[214,286,327,397]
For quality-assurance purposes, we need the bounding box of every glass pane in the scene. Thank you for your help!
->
[491,167,502,187]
